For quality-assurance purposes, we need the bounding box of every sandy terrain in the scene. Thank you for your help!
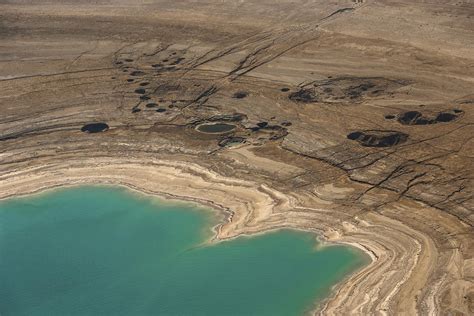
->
[0,0,473,314]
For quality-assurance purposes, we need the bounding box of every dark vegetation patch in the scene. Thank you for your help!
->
[135,88,146,94]
[139,82,150,86]
[81,123,109,133]
[233,91,248,99]
[140,95,151,101]
[156,108,166,113]
[115,61,123,65]
[127,79,134,82]
[281,88,290,92]
[347,130,408,147]
[146,103,157,108]
[132,108,141,113]
[281,121,292,126]
[397,110,463,125]
[125,58,134,62]
[385,114,396,120]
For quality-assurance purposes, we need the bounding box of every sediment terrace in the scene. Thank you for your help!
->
[0,0,473,315]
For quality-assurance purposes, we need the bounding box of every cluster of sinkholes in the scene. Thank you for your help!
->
[385,109,463,125]
[285,77,408,104]
[94,60,301,144]
[346,108,464,147]
[192,113,291,147]
[347,130,409,147]
[108,59,469,152]
[195,88,293,147]
[131,83,170,114]
[111,51,299,136]
[277,77,466,149]
[111,50,191,115]
[275,80,415,148]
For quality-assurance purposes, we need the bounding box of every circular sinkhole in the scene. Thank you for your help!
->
[196,123,236,134]
[81,123,109,133]
[233,91,248,99]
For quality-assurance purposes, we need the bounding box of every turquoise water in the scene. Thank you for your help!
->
[0,186,368,316]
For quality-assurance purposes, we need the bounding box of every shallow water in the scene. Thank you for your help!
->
[0,186,368,316]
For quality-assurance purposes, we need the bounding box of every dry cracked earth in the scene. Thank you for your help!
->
[1,0,473,315]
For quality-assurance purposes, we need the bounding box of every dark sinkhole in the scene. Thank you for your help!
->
[81,123,109,133]
[196,123,236,134]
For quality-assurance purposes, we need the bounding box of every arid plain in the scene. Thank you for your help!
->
[0,0,473,314]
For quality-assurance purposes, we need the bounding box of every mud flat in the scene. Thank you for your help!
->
[0,0,473,315]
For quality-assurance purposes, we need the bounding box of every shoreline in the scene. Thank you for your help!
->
[0,178,373,315]
[0,158,421,315]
